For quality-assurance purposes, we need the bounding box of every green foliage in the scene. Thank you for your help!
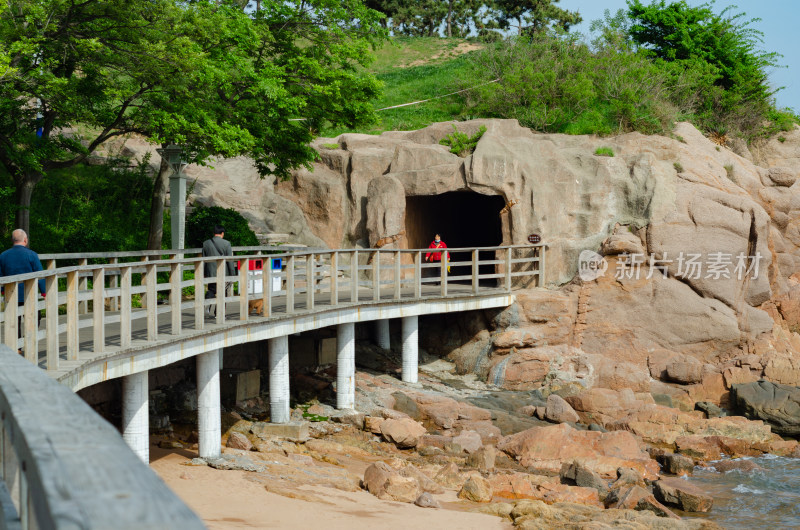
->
[464,33,684,136]
[626,0,783,139]
[321,143,341,150]
[0,157,152,253]
[439,125,486,156]
[0,0,387,233]
[724,164,736,183]
[779,136,787,143]
[494,0,582,35]
[185,206,258,250]
[594,147,614,157]
[673,162,684,173]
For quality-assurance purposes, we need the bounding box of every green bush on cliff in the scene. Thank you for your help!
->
[185,206,259,249]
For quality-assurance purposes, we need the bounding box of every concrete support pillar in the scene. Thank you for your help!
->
[269,336,290,423]
[337,323,355,410]
[375,319,390,350]
[401,316,418,383]
[197,349,221,459]
[122,371,149,463]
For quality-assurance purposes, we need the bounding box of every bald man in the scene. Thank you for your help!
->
[0,229,46,346]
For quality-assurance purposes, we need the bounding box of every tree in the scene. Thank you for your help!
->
[0,0,385,237]
[626,0,781,136]
[493,0,582,35]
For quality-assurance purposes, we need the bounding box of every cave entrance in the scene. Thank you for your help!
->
[405,191,505,283]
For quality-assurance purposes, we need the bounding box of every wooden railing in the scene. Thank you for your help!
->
[0,346,204,529]
[0,245,544,371]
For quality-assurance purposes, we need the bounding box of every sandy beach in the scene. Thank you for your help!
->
[151,446,512,530]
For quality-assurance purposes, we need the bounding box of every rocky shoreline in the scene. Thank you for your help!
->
[156,340,800,529]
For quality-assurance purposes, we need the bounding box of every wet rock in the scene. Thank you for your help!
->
[654,477,714,512]
[226,432,253,451]
[731,380,800,436]
[544,394,580,424]
[675,434,764,461]
[414,492,441,509]
[466,445,496,472]
[458,475,493,503]
[379,417,427,448]
[712,459,764,473]
[560,461,609,496]
[363,461,421,503]
[658,453,695,476]
[605,485,680,519]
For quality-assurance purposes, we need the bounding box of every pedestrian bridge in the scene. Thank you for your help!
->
[0,244,543,528]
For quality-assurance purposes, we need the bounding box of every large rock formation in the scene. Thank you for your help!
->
[120,119,800,395]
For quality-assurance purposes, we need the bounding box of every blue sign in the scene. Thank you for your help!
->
[271,258,282,270]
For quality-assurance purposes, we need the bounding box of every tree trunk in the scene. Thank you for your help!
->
[146,157,171,250]
[13,171,44,237]
[446,2,453,37]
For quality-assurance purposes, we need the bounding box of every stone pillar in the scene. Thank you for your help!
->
[122,371,149,463]
[401,316,418,383]
[269,336,290,424]
[375,319,390,350]
[197,349,221,459]
[337,322,355,410]
[169,173,186,250]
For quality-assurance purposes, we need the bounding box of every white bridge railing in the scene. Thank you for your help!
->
[0,244,545,372]
[0,347,204,529]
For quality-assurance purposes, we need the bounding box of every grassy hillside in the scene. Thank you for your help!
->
[321,37,481,137]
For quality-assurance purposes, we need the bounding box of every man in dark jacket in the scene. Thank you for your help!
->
[202,225,236,316]
[0,229,46,347]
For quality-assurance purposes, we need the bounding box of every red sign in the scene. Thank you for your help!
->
[237,259,263,271]
[527,234,541,244]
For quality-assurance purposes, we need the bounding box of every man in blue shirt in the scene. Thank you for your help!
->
[0,229,46,349]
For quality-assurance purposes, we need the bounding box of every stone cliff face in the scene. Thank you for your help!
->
[171,119,800,399]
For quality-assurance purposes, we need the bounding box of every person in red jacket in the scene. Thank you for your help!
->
[424,234,449,285]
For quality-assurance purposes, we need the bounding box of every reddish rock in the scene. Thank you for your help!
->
[496,423,659,480]
[380,418,427,448]
[544,394,580,424]
[487,473,601,507]
[658,453,695,476]
[565,388,646,427]
[654,477,713,512]
[606,485,680,519]
[666,361,704,384]
[363,462,421,503]
[434,462,467,489]
[452,430,483,454]
[364,416,385,434]
[676,435,765,461]
[458,476,493,503]
[226,432,253,451]
[712,459,764,473]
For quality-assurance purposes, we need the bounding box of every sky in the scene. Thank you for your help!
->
[559,0,800,112]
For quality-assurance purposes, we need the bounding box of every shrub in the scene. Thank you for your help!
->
[673,162,684,173]
[594,147,614,157]
[185,206,259,249]
[440,124,487,156]
[321,143,340,150]
[778,136,787,143]
[724,164,736,183]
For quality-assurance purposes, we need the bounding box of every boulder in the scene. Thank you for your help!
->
[458,476,493,503]
[654,477,713,512]
[363,461,421,503]
[565,388,647,427]
[414,492,441,509]
[434,462,467,489]
[497,423,659,480]
[466,445,496,472]
[379,418,427,448]
[658,453,695,476]
[712,459,764,473]
[731,380,800,435]
[605,485,680,519]
[559,461,609,496]
[226,432,253,451]
[488,473,601,507]
[666,361,704,384]
[452,430,483,454]
[544,394,580,424]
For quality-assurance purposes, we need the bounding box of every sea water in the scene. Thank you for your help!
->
[684,455,800,528]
